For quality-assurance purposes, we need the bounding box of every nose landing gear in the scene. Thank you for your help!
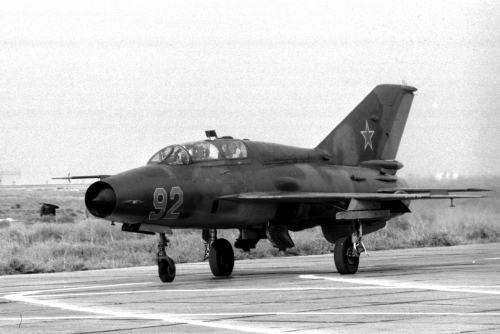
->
[157,233,176,282]
[155,229,238,282]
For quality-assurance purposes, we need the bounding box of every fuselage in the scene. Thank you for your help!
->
[85,139,408,231]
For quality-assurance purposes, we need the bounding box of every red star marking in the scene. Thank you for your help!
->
[360,120,374,150]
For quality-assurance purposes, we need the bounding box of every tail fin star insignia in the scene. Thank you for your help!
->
[361,120,374,150]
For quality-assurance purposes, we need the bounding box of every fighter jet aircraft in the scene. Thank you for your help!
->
[55,84,489,282]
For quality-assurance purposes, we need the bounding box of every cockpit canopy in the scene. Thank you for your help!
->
[148,140,248,165]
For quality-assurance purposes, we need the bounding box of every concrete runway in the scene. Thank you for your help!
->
[1,243,500,333]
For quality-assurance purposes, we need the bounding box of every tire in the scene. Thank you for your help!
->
[333,236,359,275]
[209,238,234,276]
[158,256,176,282]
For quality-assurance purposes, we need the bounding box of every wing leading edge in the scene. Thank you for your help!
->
[378,188,491,194]
[219,190,489,203]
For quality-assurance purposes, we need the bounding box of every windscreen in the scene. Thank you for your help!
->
[147,145,190,165]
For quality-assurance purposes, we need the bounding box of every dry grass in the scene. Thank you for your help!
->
[0,176,498,275]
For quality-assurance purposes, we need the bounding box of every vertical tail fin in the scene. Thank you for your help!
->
[316,84,417,166]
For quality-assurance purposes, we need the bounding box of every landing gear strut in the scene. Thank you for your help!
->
[333,221,367,275]
[203,229,234,277]
[157,233,176,282]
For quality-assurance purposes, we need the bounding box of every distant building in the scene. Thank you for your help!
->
[0,168,21,185]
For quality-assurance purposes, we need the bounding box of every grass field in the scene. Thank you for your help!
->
[0,177,498,275]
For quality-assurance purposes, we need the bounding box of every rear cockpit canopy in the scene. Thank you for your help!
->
[147,140,248,165]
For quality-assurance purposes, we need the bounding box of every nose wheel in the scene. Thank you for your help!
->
[157,233,176,282]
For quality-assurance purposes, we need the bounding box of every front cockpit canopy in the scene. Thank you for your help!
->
[148,145,191,165]
[147,140,248,165]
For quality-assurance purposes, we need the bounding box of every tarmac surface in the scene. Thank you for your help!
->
[1,243,500,333]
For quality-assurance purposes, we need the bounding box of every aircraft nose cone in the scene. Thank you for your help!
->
[92,188,116,205]
[85,183,117,218]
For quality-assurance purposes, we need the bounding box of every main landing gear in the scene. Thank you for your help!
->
[333,222,367,275]
[203,229,234,277]
[157,233,176,282]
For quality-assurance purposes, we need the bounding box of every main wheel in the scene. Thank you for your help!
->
[158,256,176,282]
[209,238,234,276]
[333,236,359,275]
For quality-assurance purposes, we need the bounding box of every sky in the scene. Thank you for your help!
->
[1,0,500,184]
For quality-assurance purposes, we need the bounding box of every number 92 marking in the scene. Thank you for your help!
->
[149,187,183,220]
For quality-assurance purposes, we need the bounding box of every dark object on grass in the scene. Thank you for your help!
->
[40,203,59,217]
